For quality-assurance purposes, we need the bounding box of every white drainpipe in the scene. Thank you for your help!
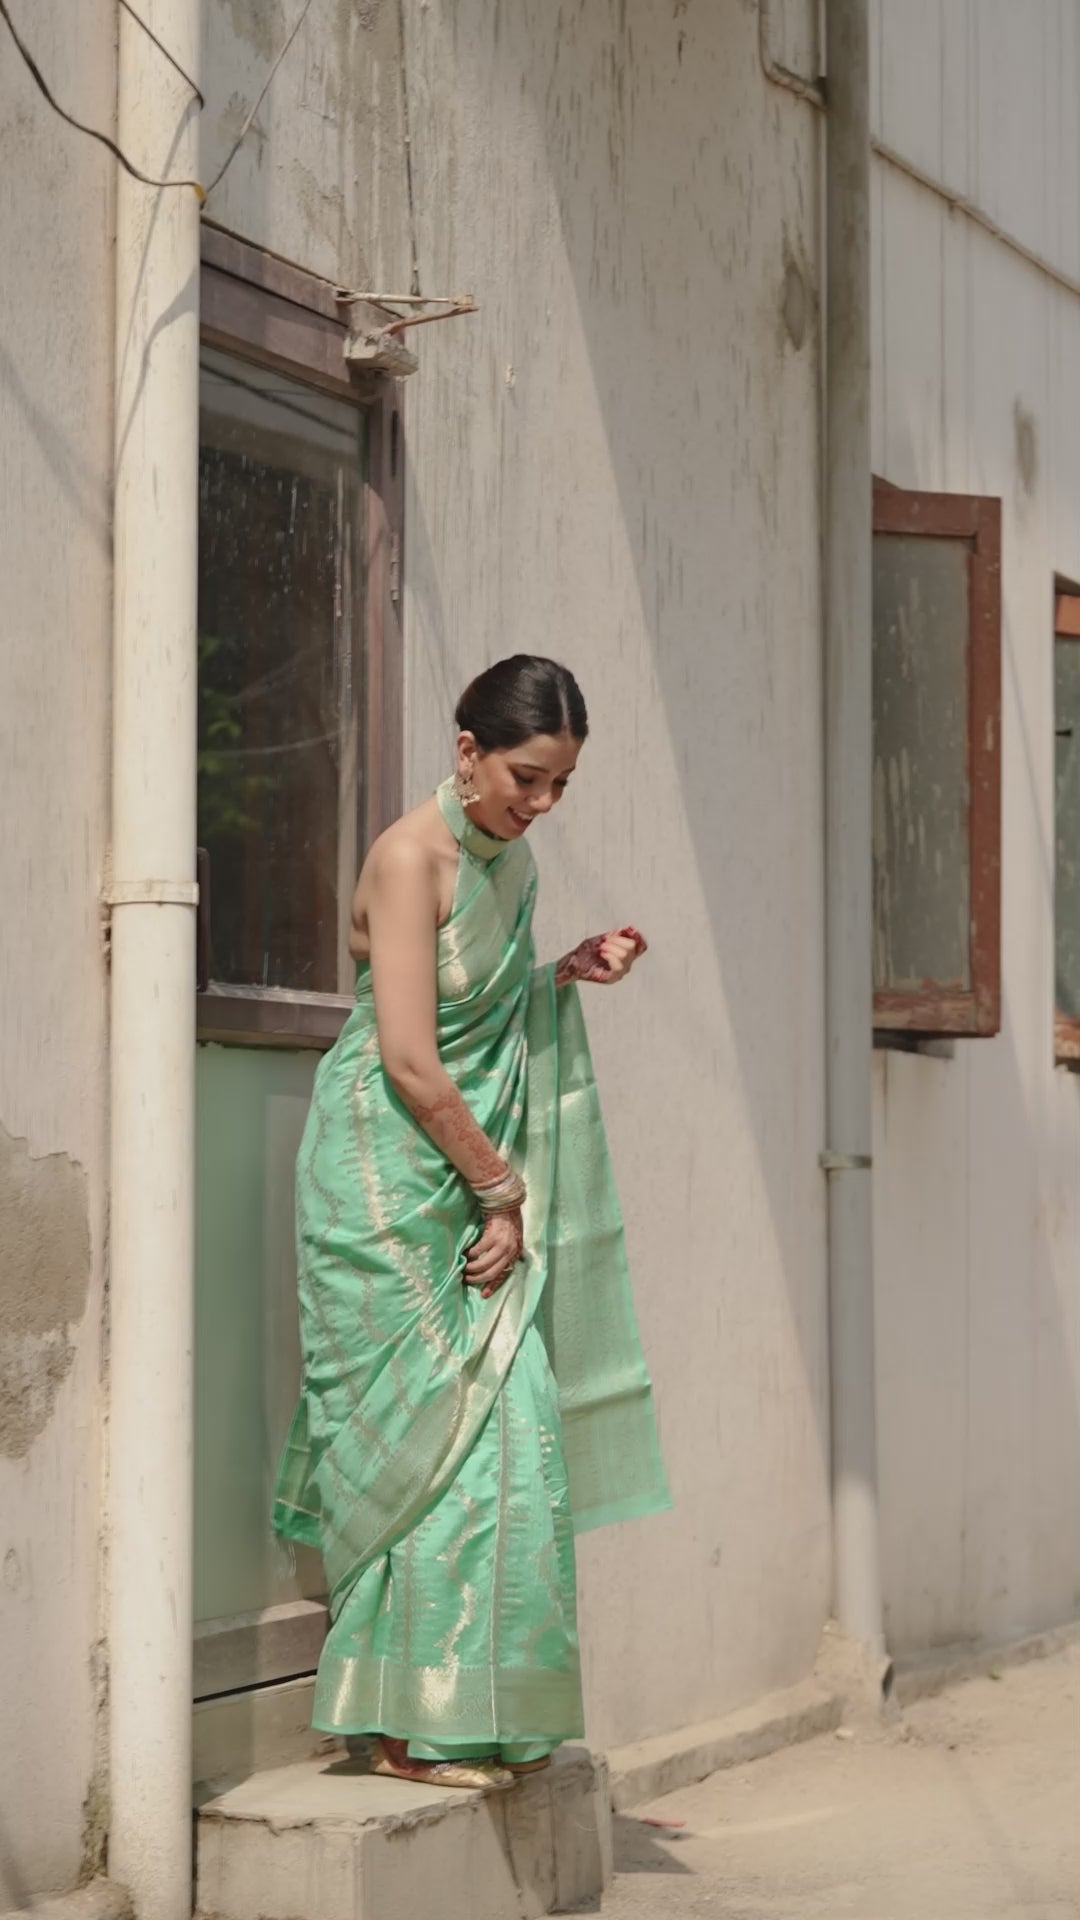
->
[107,2,202,1913]
[822,0,885,1655]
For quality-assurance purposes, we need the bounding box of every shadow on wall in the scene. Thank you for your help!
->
[403,0,1080,1718]
[872,477,1080,1650]
[402,0,830,1739]
[0,1820,34,1914]
[0,340,111,552]
[409,0,829,1411]
[188,5,277,1799]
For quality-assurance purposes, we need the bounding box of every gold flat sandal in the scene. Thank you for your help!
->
[371,1737,515,1792]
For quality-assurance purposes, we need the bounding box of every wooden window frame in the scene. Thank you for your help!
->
[196,229,404,1050]
[872,480,1002,1039]
[1054,584,1080,1066]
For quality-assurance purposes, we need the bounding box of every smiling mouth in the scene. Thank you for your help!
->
[509,808,532,828]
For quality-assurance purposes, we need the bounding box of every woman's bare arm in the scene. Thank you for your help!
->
[366,834,508,1188]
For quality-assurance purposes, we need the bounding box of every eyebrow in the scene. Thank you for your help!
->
[515,762,576,776]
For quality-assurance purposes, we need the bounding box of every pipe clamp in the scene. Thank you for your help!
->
[105,880,200,907]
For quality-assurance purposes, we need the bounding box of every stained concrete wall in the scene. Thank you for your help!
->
[194,1047,323,1627]
[0,1,115,1901]
[869,0,1080,1650]
[398,0,829,1748]
[201,0,831,1749]
[5,9,1076,1898]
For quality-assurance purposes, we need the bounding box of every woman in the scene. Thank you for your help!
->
[273,655,669,1791]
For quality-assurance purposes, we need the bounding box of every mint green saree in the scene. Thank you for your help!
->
[272,781,669,1759]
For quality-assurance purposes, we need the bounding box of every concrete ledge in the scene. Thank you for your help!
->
[602,1619,1080,1816]
[890,1618,1080,1709]
[1,1881,132,1920]
[195,1599,328,1699]
[195,1744,611,1920]
[605,1677,845,1811]
[194,1675,337,1786]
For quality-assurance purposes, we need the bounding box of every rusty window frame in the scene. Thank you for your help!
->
[1054,585,1080,1066]
[872,480,1002,1039]
[195,229,404,1050]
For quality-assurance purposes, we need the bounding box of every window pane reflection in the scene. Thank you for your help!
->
[872,533,972,993]
[198,349,365,994]
[1055,641,1080,1019]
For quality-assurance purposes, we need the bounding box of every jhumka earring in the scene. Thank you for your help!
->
[454,764,480,808]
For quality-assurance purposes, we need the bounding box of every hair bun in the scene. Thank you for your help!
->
[455,656,589,752]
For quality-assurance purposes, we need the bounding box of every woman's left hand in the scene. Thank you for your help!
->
[555,926,648,988]
[463,1208,524,1299]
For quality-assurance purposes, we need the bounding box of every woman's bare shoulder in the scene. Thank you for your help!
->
[361,798,451,890]
[351,800,455,954]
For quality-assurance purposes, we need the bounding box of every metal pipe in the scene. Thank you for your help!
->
[761,2,1080,310]
[871,136,1080,304]
[107,1,201,1912]
[822,0,884,1654]
[759,0,826,109]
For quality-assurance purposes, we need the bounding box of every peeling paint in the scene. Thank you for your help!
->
[78,1631,110,1885]
[0,1125,91,1457]
[79,1766,109,1886]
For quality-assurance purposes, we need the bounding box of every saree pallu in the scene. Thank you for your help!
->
[272,786,670,1751]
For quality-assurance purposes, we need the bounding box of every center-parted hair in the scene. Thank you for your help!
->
[455,655,589,752]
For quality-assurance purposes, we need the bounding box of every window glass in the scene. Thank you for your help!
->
[1055,637,1080,1020]
[872,533,971,993]
[198,349,365,993]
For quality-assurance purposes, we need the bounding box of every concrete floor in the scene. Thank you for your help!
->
[584,1641,1080,1919]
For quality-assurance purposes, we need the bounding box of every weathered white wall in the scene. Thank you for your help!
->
[200,0,406,290]
[0,2,115,1900]
[400,0,829,1749]
[202,0,831,1747]
[870,0,1080,1650]
[6,3,1077,1897]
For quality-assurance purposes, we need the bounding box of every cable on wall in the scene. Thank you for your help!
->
[0,0,206,197]
[118,0,204,109]
[1,0,316,207]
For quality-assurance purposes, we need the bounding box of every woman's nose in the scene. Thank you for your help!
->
[531,789,556,813]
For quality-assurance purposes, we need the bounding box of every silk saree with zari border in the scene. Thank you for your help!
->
[272,779,670,1760]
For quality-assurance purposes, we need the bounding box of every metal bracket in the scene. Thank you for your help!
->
[105,880,200,908]
[819,1151,873,1174]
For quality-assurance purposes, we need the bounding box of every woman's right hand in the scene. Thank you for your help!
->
[463,1209,524,1299]
[554,925,648,987]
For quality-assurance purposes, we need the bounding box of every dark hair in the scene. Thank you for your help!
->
[455,655,589,752]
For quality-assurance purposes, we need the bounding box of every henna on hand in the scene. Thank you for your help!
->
[463,1208,524,1299]
[402,1083,507,1186]
[555,925,647,987]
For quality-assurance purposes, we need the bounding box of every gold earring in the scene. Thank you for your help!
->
[455,764,480,808]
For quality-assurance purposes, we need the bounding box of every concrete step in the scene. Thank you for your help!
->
[193,1674,330,1784]
[195,1745,612,1920]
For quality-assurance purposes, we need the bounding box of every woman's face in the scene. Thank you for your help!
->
[458,730,583,841]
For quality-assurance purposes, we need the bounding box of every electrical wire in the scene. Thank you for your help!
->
[118,0,204,109]
[395,0,422,296]
[1,0,315,205]
[0,0,205,198]
[201,0,315,201]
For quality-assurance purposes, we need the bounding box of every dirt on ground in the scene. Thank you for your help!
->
[588,1639,1080,1919]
